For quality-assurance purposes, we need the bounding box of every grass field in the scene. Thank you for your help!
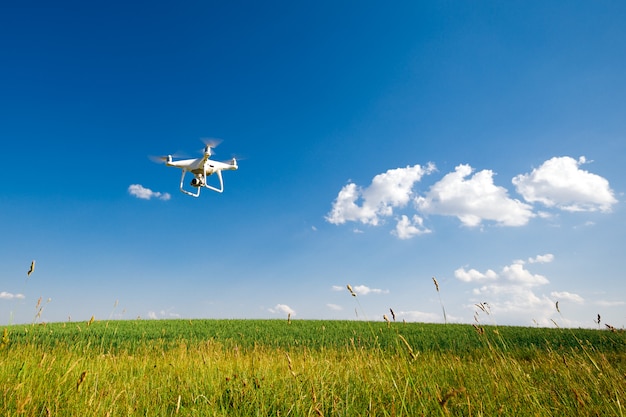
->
[1,318,625,416]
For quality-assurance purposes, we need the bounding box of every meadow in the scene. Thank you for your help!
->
[1,318,625,416]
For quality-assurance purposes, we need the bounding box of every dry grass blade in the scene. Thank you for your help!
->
[397,334,418,360]
[439,387,466,409]
[285,352,296,377]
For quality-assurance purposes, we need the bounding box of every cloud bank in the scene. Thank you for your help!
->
[327,156,617,238]
[128,184,171,201]
[457,254,564,325]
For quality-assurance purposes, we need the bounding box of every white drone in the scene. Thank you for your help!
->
[155,140,238,197]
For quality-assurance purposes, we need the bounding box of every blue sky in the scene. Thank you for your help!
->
[1,1,624,328]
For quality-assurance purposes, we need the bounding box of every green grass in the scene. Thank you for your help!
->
[1,319,625,416]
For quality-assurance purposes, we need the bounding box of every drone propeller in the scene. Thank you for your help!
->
[220,153,245,165]
[200,137,223,156]
[149,155,169,163]
[201,137,223,148]
[149,150,189,163]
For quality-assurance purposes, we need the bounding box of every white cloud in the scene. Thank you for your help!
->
[327,156,616,238]
[333,284,388,296]
[397,310,442,323]
[326,303,343,311]
[512,156,617,212]
[352,285,389,295]
[454,267,498,283]
[415,164,535,227]
[128,184,171,201]
[457,256,562,325]
[392,215,431,239]
[147,308,180,319]
[528,254,554,264]
[551,291,584,304]
[269,304,295,316]
[326,164,435,226]
[0,291,25,300]
[501,262,549,286]
[161,309,181,318]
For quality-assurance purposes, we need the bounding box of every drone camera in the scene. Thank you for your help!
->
[190,177,204,188]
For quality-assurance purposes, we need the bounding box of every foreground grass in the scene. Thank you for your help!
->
[1,320,625,416]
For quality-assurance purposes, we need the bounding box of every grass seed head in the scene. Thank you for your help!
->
[432,276,439,292]
[347,284,356,297]
[76,371,87,391]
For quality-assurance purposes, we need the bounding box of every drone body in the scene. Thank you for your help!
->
[159,143,238,197]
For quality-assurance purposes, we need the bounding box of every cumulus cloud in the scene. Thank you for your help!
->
[454,267,498,283]
[551,291,584,304]
[528,254,554,264]
[0,291,25,300]
[392,215,431,239]
[416,164,534,227]
[332,284,388,296]
[512,156,617,212]
[457,256,568,324]
[269,304,295,316]
[326,163,435,226]
[326,303,342,311]
[501,262,549,286]
[128,184,171,201]
[352,285,389,295]
[327,156,617,238]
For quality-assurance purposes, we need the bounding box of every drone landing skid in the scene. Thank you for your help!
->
[178,169,224,197]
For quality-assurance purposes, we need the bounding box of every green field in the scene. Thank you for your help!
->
[1,319,625,416]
